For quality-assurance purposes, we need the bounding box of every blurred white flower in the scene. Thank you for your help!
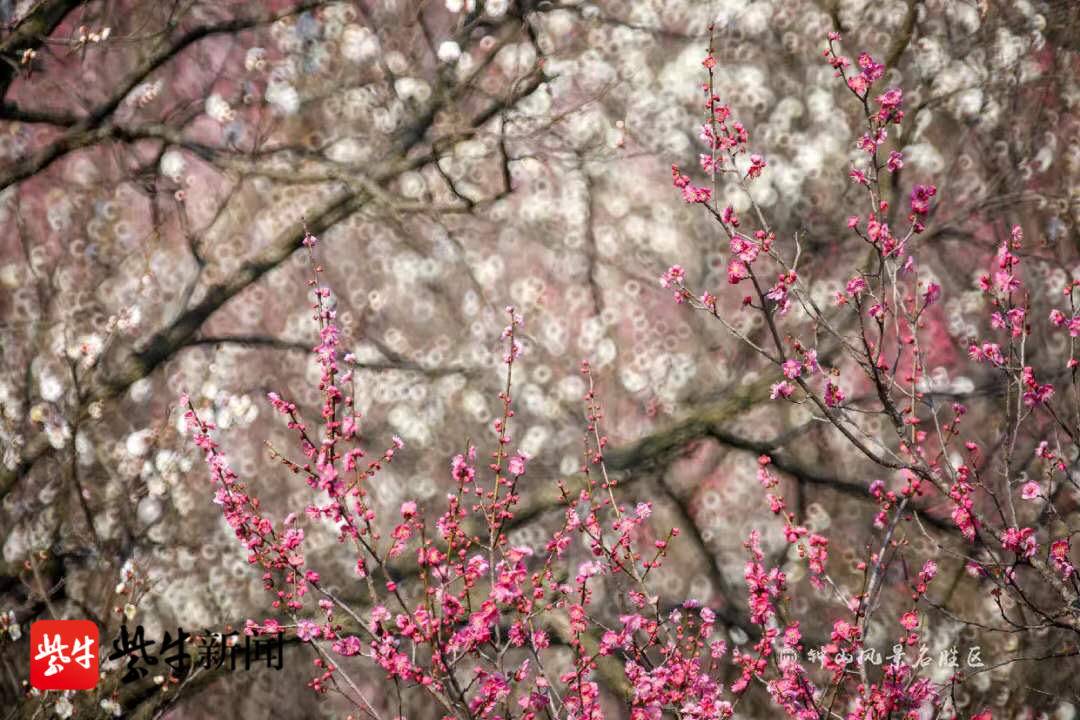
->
[39,373,62,402]
[4,610,20,640]
[54,697,73,719]
[137,496,163,525]
[0,263,19,288]
[244,47,266,72]
[394,77,431,103]
[46,420,70,449]
[340,25,380,63]
[266,81,300,114]
[437,40,461,64]
[160,150,186,180]
[205,93,233,123]
[113,305,141,333]
[70,334,103,368]
[129,79,162,107]
[125,429,154,458]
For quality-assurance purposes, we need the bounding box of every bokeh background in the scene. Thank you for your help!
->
[1,0,1078,717]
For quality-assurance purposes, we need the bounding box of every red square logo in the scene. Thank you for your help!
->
[30,620,99,690]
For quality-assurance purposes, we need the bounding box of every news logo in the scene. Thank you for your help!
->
[28,620,286,692]
[30,620,99,691]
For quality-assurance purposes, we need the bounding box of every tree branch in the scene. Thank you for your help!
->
[0,0,84,99]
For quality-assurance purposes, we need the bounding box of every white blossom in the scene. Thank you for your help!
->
[125,429,154,458]
[340,25,380,63]
[39,373,63,402]
[54,697,73,719]
[437,40,461,64]
[159,150,186,180]
[204,93,233,123]
[244,47,266,72]
[266,81,300,115]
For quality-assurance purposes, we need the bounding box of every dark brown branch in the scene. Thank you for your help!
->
[189,336,481,377]
[0,187,360,502]
[0,100,78,124]
[603,380,957,533]
[0,0,84,99]
[0,47,547,501]
[885,0,922,70]
[0,0,328,190]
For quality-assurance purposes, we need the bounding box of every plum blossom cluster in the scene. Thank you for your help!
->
[659,29,1079,720]
[184,232,798,720]
[670,34,774,208]
[174,25,1078,720]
